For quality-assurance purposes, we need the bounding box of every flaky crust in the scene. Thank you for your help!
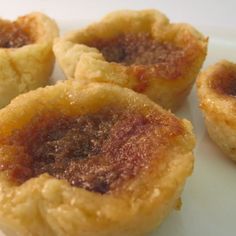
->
[0,12,58,108]
[54,9,207,111]
[0,81,194,236]
[197,60,236,161]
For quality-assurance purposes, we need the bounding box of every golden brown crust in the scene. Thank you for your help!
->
[54,9,208,111]
[0,81,194,235]
[0,12,59,108]
[197,60,236,161]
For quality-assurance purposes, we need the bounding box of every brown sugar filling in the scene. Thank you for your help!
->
[1,107,184,194]
[211,65,236,97]
[1,109,169,194]
[86,33,191,91]
[86,33,183,66]
[0,21,32,48]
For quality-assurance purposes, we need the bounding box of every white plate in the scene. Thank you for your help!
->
[1,22,236,236]
[152,27,236,236]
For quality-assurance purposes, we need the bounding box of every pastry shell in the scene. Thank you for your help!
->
[54,9,207,111]
[0,81,194,235]
[197,60,236,161]
[0,12,58,108]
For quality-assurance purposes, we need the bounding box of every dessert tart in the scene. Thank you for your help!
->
[197,60,236,161]
[53,9,207,111]
[0,81,195,235]
[0,12,58,108]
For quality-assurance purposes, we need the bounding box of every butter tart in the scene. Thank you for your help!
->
[54,9,207,111]
[197,60,236,161]
[0,81,194,235]
[0,12,58,108]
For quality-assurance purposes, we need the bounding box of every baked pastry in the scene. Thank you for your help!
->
[0,12,58,108]
[0,81,194,235]
[197,60,236,161]
[53,9,207,111]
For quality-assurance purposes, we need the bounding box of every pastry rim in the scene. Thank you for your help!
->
[0,81,195,235]
[53,9,207,110]
[197,60,236,161]
[0,12,59,108]
[197,60,236,127]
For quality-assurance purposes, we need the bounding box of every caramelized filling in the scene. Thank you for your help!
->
[86,33,193,91]
[211,65,236,96]
[0,21,32,48]
[1,108,184,194]
[87,33,183,66]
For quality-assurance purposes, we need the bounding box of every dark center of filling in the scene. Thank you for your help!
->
[86,33,183,66]
[2,110,156,194]
[0,21,32,48]
[211,66,236,96]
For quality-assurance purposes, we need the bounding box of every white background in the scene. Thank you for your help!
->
[0,0,235,29]
[1,1,236,236]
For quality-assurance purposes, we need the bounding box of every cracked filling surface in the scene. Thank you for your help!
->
[210,65,236,97]
[0,21,32,48]
[0,108,184,194]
